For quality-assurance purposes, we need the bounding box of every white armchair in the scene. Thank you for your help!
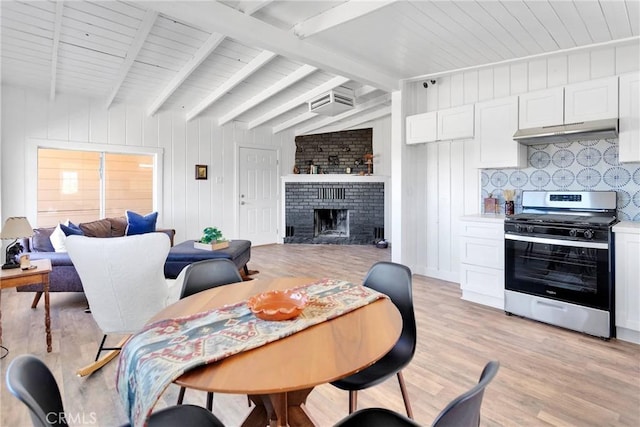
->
[66,233,182,376]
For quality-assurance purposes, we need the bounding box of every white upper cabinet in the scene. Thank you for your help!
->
[564,76,618,123]
[518,77,619,129]
[518,87,564,129]
[437,105,475,140]
[475,96,527,169]
[406,111,437,144]
[406,105,474,144]
[619,72,640,164]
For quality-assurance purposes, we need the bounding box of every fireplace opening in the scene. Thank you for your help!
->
[314,209,349,237]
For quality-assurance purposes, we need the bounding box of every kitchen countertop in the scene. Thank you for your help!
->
[613,221,640,234]
[461,214,505,223]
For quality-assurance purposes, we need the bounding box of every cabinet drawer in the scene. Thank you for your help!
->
[460,236,504,269]
[459,263,504,299]
[461,221,504,239]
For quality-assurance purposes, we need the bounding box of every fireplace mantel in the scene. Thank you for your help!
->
[282,174,389,184]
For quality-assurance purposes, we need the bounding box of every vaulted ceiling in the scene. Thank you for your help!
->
[2,1,638,136]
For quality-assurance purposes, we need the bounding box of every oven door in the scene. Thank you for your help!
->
[505,234,612,310]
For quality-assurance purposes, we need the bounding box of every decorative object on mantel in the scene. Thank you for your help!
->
[293,165,300,174]
[194,227,229,251]
[195,164,208,180]
[503,189,515,216]
[1,216,34,269]
[364,153,373,175]
[484,193,498,214]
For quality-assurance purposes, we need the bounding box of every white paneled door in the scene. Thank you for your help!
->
[238,146,279,246]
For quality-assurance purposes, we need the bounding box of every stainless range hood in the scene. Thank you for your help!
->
[513,118,618,145]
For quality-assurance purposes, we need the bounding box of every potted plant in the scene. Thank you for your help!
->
[194,226,230,251]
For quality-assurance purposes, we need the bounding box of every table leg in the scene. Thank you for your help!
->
[44,274,51,352]
[271,392,288,427]
[0,287,3,347]
[243,389,316,427]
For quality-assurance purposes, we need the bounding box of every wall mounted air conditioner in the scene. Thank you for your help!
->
[308,87,355,116]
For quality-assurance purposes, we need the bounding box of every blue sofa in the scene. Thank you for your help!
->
[18,217,251,308]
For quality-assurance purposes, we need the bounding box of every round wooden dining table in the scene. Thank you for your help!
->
[149,276,403,427]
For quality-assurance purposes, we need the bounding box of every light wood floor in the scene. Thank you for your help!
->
[1,244,639,426]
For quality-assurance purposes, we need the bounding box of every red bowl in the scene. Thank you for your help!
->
[247,289,308,321]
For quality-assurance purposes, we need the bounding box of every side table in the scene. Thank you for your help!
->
[0,259,52,357]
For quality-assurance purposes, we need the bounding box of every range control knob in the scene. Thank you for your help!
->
[583,229,594,240]
[569,229,578,238]
[515,224,522,232]
[527,225,535,233]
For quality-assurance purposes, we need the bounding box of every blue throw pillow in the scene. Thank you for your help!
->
[125,211,158,236]
[60,222,83,236]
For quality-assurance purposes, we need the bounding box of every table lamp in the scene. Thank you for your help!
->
[1,216,34,270]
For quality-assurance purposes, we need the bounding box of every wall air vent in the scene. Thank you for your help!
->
[308,87,355,116]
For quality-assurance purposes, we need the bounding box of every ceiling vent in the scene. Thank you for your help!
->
[308,87,355,116]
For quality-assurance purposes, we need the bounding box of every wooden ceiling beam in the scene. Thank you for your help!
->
[105,9,158,109]
[294,93,391,135]
[272,111,317,134]
[307,106,391,136]
[292,0,397,39]
[144,1,398,91]
[240,0,274,16]
[218,64,317,126]
[355,85,379,98]
[49,0,64,101]
[186,50,277,121]
[147,33,226,117]
[247,76,350,129]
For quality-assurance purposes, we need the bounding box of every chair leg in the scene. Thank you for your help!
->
[95,335,108,361]
[76,336,129,377]
[348,390,358,414]
[206,392,214,411]
[177,387,186,405]
[397,371,413,419]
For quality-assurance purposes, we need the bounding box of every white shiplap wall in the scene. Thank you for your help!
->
[0,84,296,243]
[401,42,640,282]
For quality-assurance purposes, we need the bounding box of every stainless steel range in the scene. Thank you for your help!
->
[504,190,618,339]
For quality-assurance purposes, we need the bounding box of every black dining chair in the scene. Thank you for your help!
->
[179,258,243,299]
[333,361,500,427]
[177,258,244,409]
[4,354,224,427]
[331,261,417,418]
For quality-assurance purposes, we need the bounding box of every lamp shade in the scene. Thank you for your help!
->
[0,217,34,239]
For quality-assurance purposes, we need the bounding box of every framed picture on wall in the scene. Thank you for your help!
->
[195,164,208,180]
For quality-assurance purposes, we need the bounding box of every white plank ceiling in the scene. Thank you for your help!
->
[1,0,638,135]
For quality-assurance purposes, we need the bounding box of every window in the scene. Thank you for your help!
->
[37,148,156,227]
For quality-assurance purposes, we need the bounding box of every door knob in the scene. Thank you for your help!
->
[241,201,246,205]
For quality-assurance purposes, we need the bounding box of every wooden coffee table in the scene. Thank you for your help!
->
[0,259,52,354]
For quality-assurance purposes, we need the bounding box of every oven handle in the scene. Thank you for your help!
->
[505,234,608,249]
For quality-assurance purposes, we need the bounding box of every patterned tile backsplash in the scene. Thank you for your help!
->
[481,138,640,221]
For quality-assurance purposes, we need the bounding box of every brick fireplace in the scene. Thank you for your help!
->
[283,179,385,245]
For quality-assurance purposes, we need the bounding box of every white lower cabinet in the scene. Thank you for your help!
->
[459,216,505,309]
[613,222,640,344]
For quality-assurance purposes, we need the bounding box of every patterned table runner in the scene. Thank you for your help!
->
[116,278,386,427]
